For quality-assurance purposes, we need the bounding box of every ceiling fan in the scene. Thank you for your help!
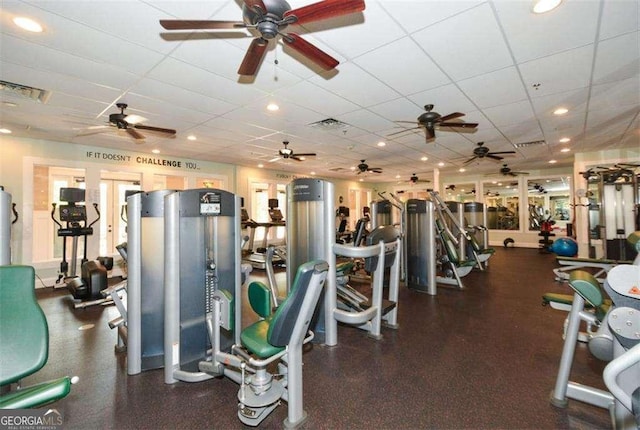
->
[407,173,430,184]
[492,164,530,177]
[159,0,366,76]
[388,104,478,142]
[356,160,382,174]
[463,142,516,165]
[269,140,316,162]
[529,183,547,194]
[77,103,176,142]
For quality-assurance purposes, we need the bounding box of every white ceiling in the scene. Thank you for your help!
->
[0,0,638,184]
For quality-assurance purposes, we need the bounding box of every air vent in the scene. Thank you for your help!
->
[514,140,545,148]
[0,80,51,104]
[328,167,350,172]
[309,118,350,131]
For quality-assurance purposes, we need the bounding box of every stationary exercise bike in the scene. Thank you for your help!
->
[51,187,112,306]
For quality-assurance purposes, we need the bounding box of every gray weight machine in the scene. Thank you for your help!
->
[585,167,639,260]
[286,179,401,345]
[550,264,640,429]
[0,186,16,266]
[445,200,494,270]
[126,189,176,374]
[162,187,328,428]
[372,191,407,281]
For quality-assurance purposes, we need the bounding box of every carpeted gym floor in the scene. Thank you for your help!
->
[30,247,612,429]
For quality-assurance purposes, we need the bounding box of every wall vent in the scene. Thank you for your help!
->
[0,80,51,104]
[309,118,350,131]
[513,139,545,148]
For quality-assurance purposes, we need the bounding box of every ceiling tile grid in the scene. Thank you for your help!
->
[0,0,637,184]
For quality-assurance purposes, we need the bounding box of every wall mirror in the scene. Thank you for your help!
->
[526,176,571,232]
[482,180,519,230]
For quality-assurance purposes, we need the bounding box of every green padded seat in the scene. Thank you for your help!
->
[240,318,284,359]
[247,281,272,319]
[542,292,574,306]
[0,265,74,409]
[336,261,354,275]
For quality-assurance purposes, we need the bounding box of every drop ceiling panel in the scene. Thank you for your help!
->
[304,2,403,59]
[352,37,451,96]
[599,1,639,40]
[589,78,640,111]
[146,57,266,105]
[493,0,600,63]
[338,109,397,134]
[530,87,590,117]
[592,31,640,85]
[519,45,595,97]
[482,100,536,128]
[22,0,178,54]
[410,3,514,81]
[309,62,399,108]
[274,81,361,116]
[380,1,483,35]
[0,35,142,90]
[457,67,528,109]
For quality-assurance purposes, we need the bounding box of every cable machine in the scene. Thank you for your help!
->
[585,167,639,260]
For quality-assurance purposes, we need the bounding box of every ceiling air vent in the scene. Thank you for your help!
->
[0,80,51,104]
[309,118,350,131]
[513,140,545,148]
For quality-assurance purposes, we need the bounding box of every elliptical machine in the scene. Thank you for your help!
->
[51,187,111,305]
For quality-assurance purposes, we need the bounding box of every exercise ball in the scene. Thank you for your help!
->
[549,237,578,257]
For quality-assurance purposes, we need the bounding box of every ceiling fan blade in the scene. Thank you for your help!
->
[369,168,382,173]
[486,154,504,161]
[488,151,516,155]
[283,33,338,70]
[463,156,479,165]
[394,120,418,124]
[439,112,465,122]
[238,38,268,75]
[134,124,177,135]
[387,127,420,137]
[126,128,145,140]
[243,0,267,14]
[294,153,316,157]
[159,20,246,30]
[512,171,530,175]
[269,156,282,163]
[285,0,365,25]
[439,122,478,129]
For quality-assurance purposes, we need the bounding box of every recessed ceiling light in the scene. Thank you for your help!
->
[151,149,160,154]
[395,174,401,179]
[13,16,43,33]
[350,166,356,171]
[359,178,363,182]
[377,141,386,147]
[549,159,557,164]
[266,103,279,112]
[187,135,197,141]
[438,162,445,167]
[492,181,497,184]
[0,128,12,134]
[459,168,466,173]
[553,107,569,115]
[310,171,316,175]
[560,148,570,153]
[559,137,571,143]
[421,156,428,161]
[498,183,503,186]
[258,163,264,168]
[532,0,563,14]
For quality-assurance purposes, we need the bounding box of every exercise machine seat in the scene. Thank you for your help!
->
[0,265,74,409]
[568,270,609,321]
[241,260,323,359]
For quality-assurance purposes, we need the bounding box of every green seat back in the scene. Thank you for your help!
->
[0,265,48,386]
[436,219,461,264]
[247,281,272,319]
[568,270,604,307]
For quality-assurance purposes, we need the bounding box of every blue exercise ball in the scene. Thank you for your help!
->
[549,237,578,257]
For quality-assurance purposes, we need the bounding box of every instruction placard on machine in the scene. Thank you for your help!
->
[199,191,221,215]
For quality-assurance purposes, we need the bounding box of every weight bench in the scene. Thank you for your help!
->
[0,265,77,408]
